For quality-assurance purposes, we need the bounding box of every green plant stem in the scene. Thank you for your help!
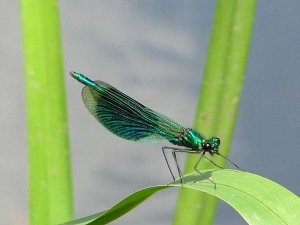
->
[20,0,73,224]
[173,1,256,225]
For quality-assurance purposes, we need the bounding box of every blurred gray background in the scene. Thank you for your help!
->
[1,1,300,224]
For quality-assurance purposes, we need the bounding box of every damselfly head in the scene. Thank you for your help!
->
[202,137,220,155]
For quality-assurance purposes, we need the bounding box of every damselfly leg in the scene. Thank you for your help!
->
[162,147,219,188]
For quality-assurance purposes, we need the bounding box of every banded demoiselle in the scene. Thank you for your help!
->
[71,71,239,183]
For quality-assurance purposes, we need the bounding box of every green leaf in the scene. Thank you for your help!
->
[61,169,300,225]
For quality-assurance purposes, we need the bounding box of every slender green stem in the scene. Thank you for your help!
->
[173,1,256,225]
[20,0,73,224]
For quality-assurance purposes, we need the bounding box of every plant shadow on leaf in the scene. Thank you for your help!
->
[170,169,220,189]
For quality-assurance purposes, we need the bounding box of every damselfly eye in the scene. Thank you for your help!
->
[210,137,221,151]
[215,137,220,146]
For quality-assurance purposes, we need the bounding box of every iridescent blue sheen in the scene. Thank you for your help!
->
[70,71,221,154]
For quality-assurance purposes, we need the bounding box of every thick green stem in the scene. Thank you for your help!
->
[173,1,256,225]
[20,0,73,224]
